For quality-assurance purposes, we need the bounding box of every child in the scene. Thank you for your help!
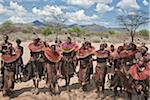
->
[15,39,24,82]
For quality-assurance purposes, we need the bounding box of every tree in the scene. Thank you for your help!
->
[0,20,13,34]
[139,29,149,37]
[68,27,85,37]
[41,27,53,39]
[117,11,149,42]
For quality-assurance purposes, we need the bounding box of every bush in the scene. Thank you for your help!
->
[68,27,85,37]
[0,20,13,34]
[108,30,116,35]
[2,20,13,29]
[139,29,149,37]
[41,27,53,36]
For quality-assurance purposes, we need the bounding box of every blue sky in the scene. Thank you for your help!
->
[0,0,149,28]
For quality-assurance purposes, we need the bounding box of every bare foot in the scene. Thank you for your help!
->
[34,88,39,95]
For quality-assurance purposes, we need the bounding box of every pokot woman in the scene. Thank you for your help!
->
[60,37,79,91]
[44,45,61,95]
[1,43,21,96]
[93,44,109,94]
[126,43,137,70]
[28,38,45,94]
[109,44,119,70]
[77,42,95,91]
[0,35,12,90]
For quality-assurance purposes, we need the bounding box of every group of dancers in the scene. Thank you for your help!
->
[0,34,150,99]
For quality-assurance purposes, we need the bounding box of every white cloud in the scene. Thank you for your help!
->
[8,1,33,23]
[1,3,64,23]
[0,0,4,3]
[32,5,63,17]
[27,0,39,1]
[117,0,140,9]
[32,5,64,22]
[8,13,36,23]
[66,9,98,24]
[0,4,6,14]
[10,1,27,12]
[66,0,94,8]
[65,0,112,8]
[95,0,112,4]
[59,5,80,12]
[96,3,114,13]
[32,5,98,24]
[128,12,137,16]
[18,0,40,2]
[116,8,126,15]
[143,0,149,6]
[9,16,25,23]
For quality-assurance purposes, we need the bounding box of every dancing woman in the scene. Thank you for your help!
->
[77,42,95,91]
[43,45,61,95]
[60,37,79,91]
[28,38,45,94]
[0,35,12,90]
[93,44,109,94]
[1,42,21,96]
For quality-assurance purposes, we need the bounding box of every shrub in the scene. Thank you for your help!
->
[0,20,13,34]
[68,27,85,37]
[139,29,149,37]
[108,30,116,35]
[41,27,53,36]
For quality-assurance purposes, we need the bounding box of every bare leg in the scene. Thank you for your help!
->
[33,79,36,88]
[102,68,107,93]
[96,82,100,92]
[51,83,56,94]
[114,87,118,99]
[49,84,52,95]
[127,92,132,100]
[66,76,71,92]
[34,76,39,95]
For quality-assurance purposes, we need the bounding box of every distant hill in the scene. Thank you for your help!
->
[32,20,47,27]
[0,20,125,34]
[31,20,125,33]
[65,24,108,33]
[108,27,127,33]
[82,24,108,33]
[66,24,81,28]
